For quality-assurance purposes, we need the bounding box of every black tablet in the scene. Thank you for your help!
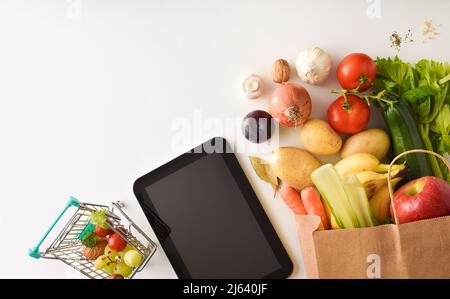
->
[133,137,293,279]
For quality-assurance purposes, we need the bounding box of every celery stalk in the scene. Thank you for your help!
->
[418,124,444,179]
[311,164,360,229]
[343,175,378,227]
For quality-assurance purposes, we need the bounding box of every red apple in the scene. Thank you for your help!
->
[391,176,450,224]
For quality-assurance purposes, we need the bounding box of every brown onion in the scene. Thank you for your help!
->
[269,83,312,127]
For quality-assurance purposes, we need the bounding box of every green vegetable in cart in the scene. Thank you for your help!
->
[91,210,109,229]
[81,230,97,248]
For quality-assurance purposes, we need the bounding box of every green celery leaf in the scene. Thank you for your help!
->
[414,60,450,123]
[438,135,450,153]
[439,73,450,85]
[81,231,97,248]
[437,138,450,183]
[402,85,436,103]
[372,79,396,94]
[418,98,431,123]
[385,81,397,91]
[430,121,439,134]
[376,56,415,94]
[431,104,450,136]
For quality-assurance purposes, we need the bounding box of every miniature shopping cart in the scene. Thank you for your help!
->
[28,197,157,279]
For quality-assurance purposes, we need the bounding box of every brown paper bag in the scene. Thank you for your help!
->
[296,215,450,278]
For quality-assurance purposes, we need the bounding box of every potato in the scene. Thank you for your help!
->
[271,147,321,190]
[340,128,390,160]
[300,119,342,155]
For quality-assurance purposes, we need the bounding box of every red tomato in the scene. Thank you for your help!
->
[94,225,113,237]
[337,53,376,92]
[107,233,127,251]
[327,94,370,134]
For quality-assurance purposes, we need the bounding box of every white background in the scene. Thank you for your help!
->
[0,0,448,279]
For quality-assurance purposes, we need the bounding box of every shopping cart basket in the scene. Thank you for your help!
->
[28,196,157,279]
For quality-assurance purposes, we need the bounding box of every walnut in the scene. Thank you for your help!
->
[271,59,290,83]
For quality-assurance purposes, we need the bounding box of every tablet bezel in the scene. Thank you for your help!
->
[133,137,293,279]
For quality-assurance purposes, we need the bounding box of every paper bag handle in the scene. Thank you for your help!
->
[388,149,450,224]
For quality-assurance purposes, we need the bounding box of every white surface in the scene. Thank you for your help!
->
[0,0,448,279]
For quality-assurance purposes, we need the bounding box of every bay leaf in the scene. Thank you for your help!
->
[249,156,279,191]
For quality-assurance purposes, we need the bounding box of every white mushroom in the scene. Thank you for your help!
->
[243,74,264,99]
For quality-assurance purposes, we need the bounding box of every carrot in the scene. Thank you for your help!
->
[279,184,307,215]
[300,187,330,229]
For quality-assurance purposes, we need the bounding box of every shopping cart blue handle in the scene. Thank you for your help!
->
[28,196,80,259]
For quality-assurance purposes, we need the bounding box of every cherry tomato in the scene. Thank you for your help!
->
[94,225,113,237]
[107,233,127,252]
[327,94,370,134]
[337,53,376,92]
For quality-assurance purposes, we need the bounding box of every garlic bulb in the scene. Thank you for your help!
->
[295,47,332,85]
[243,74,264,99]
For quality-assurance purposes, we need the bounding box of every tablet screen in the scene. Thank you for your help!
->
[144,153,281,278]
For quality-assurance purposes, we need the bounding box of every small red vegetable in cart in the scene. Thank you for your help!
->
[95,225,113,237]
[107,274,124,279]
[91,210,114,237]
[108,233,127,252]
